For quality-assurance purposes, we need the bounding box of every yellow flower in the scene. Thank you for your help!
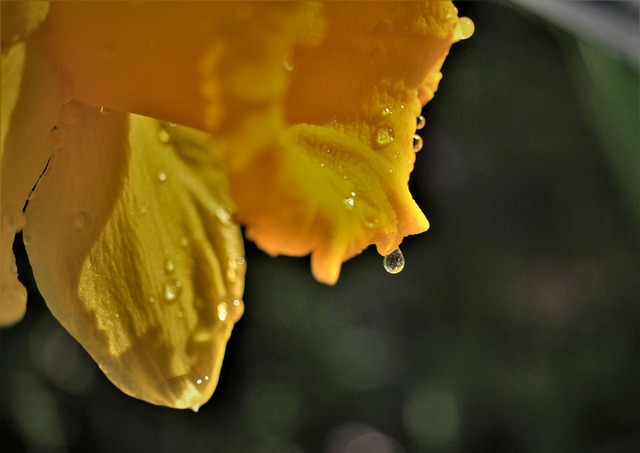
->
[1,1,472,409]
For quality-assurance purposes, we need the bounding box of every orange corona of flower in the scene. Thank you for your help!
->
[1,1,472,409]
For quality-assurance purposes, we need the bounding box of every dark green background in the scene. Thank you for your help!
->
[2,2,638,452]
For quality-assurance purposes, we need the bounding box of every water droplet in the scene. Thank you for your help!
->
[158,171,168,183]
[73,211,92,229]
[416,115,426,130]
[48,127,66,149]
[283,51,295,71]
[343,192,357,209]
[59,102,80,124]
[195,375,209,385]
[364,216,379,229]
[99,106,111,116]
[168,122,177,127]
[165,258,175,274]
[179,236,189,247]
[191,405,200,413]
[381,106,393,116]
[454,17,475,41]
[236,256,245,266]
[233,299,241,307]
[217,302,228,321]
[376,126,395,147]
[139,203,149,216]
[149,296,156,304]
[157,127,171,144]
[373,22,391,37]
[164,280,182,302]
[383,248,405,274]
[413,134,424,152]
[215,207,233,225]
[23,235,33,246]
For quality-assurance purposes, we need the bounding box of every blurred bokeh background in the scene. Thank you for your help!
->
[1,2,638,452]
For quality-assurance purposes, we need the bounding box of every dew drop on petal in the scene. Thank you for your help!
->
[158,171,168,183]
[191,405,200,413]
[382,106,394,116]
[164,258,175,274]
[215,207,232,225]
[416,115,426,130]
[376,126,395,147]
[217,302,228,321]
[168,122,177,127]
[99,106,111,116]
[413,134,424,152]
[383,248,405,274]
[157,127,171,144]
[164,280,182,302]
[179,236,189,248]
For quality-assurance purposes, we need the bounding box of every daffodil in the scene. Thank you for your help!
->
[1,1,472,409]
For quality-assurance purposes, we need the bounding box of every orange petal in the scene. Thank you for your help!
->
[229,1,471,284]
[38,1,320,132]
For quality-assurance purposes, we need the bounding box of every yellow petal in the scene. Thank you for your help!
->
[24,104,245,409]
[228,1,470,284]
[1,33,74,325]
[1,1,49,45]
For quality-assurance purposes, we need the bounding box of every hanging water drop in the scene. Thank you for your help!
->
[375,126,395,147]
[413,134,423,152]
[416,115,426,130]
[454,17,475,41]
[383,248,405,274]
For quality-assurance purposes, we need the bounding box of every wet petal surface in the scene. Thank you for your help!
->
[24,105,245,409]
